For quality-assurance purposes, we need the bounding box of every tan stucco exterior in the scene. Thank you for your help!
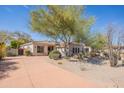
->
[20,41,55,56]
[20,41,91,56]
[56,42,91,56]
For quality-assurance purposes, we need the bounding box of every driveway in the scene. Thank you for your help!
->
[0,56,101,88]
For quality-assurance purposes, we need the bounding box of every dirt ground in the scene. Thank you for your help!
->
[49,57,124,88]
[0,56,124,88]
[0,56,101,88]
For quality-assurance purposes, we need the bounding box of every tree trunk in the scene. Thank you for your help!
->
[64,43,69,57]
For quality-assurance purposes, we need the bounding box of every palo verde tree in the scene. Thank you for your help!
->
[90,32,107,52]
[30,5,93,56]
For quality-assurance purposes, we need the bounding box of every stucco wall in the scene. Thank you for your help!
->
[57,47,66,57]
[7,48,18,56]
[33,44,48,56]
[57,44,85,56]
[20,42,90,56]
[20,44,34,55]
[21,42,56,56]
[69,44,84,56]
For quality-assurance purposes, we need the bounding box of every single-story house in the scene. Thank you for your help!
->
[20,41,91,56]
[20,41,56,56]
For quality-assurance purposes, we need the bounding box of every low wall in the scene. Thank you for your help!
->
[6,48,18,56]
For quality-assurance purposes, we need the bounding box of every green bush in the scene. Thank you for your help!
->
[90,52,97,57]
[25,50,32,56]
[49,50,61,60]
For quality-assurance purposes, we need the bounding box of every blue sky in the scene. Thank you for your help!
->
[0,5,124,41]
[85,5,124,33]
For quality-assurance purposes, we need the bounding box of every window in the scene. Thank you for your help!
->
[78,48,80,53]
[37,46,44,53]
[73,48,75,53]
[75,48,77,53]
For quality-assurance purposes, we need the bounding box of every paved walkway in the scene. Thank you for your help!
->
[0,56,101,88]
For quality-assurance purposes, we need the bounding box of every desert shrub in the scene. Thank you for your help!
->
[73,53,84,60]
[122,60,124,66]
[82,51,90,58]
[90,51,97,57]
[103,52,109,59]
[118,55,121,60]
[64,56,70,60]
[73,55,79,59]
[24,50,32,56]
[110,53,118,67]
[0,44,6,60]
[78,53,84,60]
[58,62,63,64]
[49,50,61,60]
